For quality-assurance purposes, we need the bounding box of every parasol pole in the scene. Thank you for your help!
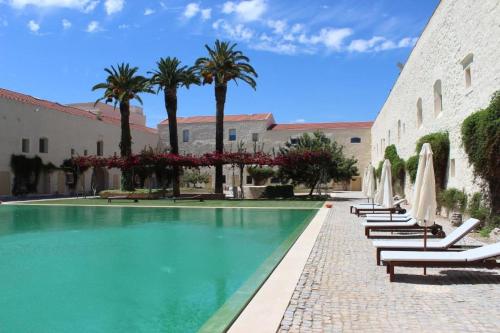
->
[423,219,427,275]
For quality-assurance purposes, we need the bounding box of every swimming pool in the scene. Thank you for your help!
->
[0,205,317,332]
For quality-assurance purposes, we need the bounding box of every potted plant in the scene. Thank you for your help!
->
[247,166,275,186]
[438,188,467,225]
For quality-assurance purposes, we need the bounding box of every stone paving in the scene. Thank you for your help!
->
[278,192,500,333]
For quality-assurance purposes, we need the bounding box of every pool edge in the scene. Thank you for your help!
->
[227,206,330,333]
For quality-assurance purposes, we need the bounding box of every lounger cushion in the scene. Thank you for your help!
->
[362,218,417,228]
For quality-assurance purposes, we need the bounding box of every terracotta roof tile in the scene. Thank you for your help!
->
[159,113,272,125]
[0,88,157,134]
[271,122,373,130]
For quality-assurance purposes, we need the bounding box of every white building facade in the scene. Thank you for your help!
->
[371,0,500,200]
[0,88,158,197]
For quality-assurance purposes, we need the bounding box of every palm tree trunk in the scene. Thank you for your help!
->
[165,88,181,197]
[214,84,227,194]
[119,101,134,191]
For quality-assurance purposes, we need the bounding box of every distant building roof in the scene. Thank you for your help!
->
[271,122,373,131]
[0,88,157,134]
[159,113,273,125]
[69,102,146,126]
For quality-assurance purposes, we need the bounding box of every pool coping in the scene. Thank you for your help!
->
[227,206,330,333]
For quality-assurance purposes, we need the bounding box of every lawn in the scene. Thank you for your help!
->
[14,198,326,209]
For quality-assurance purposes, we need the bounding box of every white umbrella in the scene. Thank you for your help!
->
[414,143,437,275]
[361,166,368,198]
[374,159,393,208]
[411,144,429,217]
[366,164,376,203]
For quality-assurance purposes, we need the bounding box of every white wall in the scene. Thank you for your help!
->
[0,97,159,195]
[371,0,500,200]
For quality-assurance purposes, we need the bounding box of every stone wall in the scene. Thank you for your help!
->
[371,0,500,201]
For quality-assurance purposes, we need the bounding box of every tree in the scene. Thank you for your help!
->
[278,132,359,196]
[92,63,153,191]
[150,57,200,197]
[195,40,257,194]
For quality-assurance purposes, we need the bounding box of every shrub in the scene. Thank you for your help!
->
[10,155,57,196]
[375,160,383,180]
[461,91,500,215]
[406,155,419,184]
[415,132,450,192]
[262,185,294,198]
[383,145,406,195]
[182,170,210,188]
[248,166,275,185]
[468,192,490,222]
[438,188,467,213]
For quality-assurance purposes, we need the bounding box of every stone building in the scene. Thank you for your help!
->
[158,115,372,190]
[0,88,158,197]
[371,0,500,201]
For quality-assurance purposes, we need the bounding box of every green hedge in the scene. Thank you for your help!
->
[411,132,450,191]
[262,185,294,198]
[405,155,419,184]
[384,145,406,195]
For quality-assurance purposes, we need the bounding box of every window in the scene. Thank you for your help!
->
[182,129,189,143]
[39,138,48,153]
[228,129,236,141]
[70,148,75,156]
[434,80,443,115]
[350,137,361,143]
[416,98,423,128]
[397,120,401,142]
[222,175,226,183]
[246,175,253,184]
[290,136,299,145]
[450,159,456,178]
[252,133,259,142]
[387,130,391,145]
[461,54,473,88]
[84,149,88,156]
[97,141,104,156]
[21,138,30,153]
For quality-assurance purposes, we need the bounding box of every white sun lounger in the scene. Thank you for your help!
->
[351,199,407,215]
[372,218,480,264]
[381,242,500,282]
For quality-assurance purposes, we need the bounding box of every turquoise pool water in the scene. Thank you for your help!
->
[0,205,316,332]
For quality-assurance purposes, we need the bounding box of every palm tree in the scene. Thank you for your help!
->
[195,40,257,194]
[92,63,153,191]
[150,57,200,197]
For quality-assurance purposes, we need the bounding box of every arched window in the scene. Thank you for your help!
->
[461,53,473,88]
[397,120,401,142]
[350,137,361,143]
[417,98,423,128]
[434,80,443,116]
[97,140,104,156]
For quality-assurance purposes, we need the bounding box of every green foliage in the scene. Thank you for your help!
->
[375,160,383,180]
[262,185,294,199]
[479,225,494,238]
[468,192,490,222]
[60,158,89,190]
[383,145,406,195]
[405,155,419,184]
[438,188,467,213]
[278,131,358,196]
[182,170,210,188]
[415,132,450,192]
[461,91,500,214]
[10,155,56,196]
[248,166,275,184]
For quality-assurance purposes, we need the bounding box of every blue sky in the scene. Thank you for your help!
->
[0,0,439,127]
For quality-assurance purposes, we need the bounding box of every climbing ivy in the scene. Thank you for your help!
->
[382,145,406,195]
[414,132,450,192]
[10,155,56,196]
[461,91,500,215]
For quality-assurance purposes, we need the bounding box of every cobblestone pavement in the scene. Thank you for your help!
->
[278,192,500,333]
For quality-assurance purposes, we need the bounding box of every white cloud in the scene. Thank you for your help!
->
[86,20,101,32]
[27,19,39,33]
[293,118,306,123]
[267,19,287,35]
[251,40,297,55]
[62,18,72,29]
[183,3,199,18]
[144,8,155,16]
[222,0,266,22]
[183,3,211,21]
[212,19,253,41]
[306,28,353,51]
[9,0,99,12]
[201,8,211,20]
[347,36,417,52]
[104,0,123,15]
[118,23,129,29]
